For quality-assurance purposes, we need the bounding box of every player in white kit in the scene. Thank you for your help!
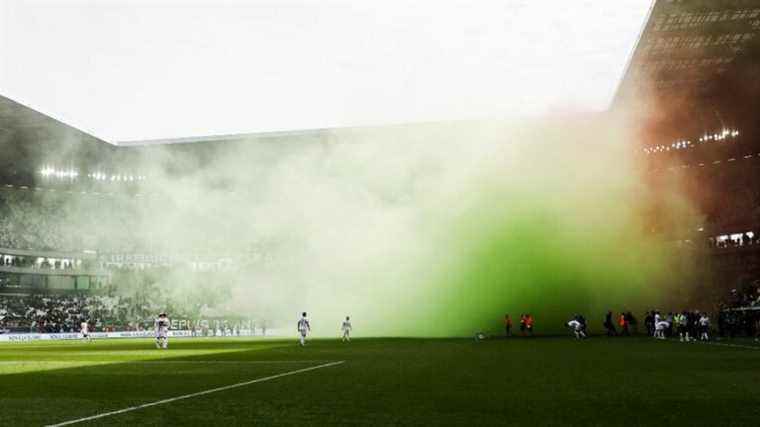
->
[297,312,310,346]
[80,319,91,342]
[654,311,669,340]
[566,319,586,340]
[698,313,710,341]
[341,316,352,342]
[155,312,170,349]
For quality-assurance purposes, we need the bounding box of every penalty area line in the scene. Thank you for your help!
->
[45,360,345,427]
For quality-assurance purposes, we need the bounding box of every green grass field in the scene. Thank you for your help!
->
[1,336,759,426]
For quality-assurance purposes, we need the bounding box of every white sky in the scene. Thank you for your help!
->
[0,0,651,143]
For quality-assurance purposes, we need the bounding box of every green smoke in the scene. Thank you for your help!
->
[325,119,687,336]
[64,117,692,337]
[406,192,673,336]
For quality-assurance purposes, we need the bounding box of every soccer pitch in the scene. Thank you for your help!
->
[1,337,759,426]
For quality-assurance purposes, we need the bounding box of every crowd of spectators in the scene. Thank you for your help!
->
[0,192,81,251]
[0,190,145,254]
[716,309,760,339]
[0,292,256,336]
[0,293,197,333]
[724,282,760,308]
[0,294,126,333]
[705,283,760,339]
[707,232,760,249]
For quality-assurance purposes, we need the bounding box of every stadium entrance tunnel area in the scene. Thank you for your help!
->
[1,338,760,425]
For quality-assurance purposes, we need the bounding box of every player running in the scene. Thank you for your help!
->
[155,312,170,349]
[80,319,91,343]
[297,312,310,346]
[341,316,352,342]
[567,317,587,340]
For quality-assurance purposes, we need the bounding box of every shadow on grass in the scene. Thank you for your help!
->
[2,337,760,426]
[0,338,345,426]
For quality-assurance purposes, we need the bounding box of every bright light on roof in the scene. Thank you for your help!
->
[0,0,652,143]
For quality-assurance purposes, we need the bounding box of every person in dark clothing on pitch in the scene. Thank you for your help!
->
[577,314,588,336]
[604,310,617,336]
[644,311,655,336]
[503,314,512,337]
[619,312,630,336]
[626,312,638,335]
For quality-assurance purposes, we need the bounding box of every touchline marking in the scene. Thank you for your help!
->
[665,338,760,351]
[0,360,330,365]
[45,360,345,427]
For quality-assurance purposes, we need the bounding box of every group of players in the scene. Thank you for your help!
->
[80,308,716,347]
[297,312,353,346]
[649,311,711,342]
[564,310,711,341]
[78,312,170,348]
[501,314,535,336]
[80,312,352,349]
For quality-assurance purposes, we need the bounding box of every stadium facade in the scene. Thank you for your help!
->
[615,0,760,306]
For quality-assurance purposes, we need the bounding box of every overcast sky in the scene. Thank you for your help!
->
[0,0,652,143]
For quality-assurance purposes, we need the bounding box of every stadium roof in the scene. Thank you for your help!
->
[614,0,760,106]
[1,0,652,144]
[0,95,108,147]
[0,95,114,186]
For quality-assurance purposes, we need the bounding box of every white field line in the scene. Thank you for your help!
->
[0,360,330,365]
[666,338,760,351]
[45,360,345,427]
